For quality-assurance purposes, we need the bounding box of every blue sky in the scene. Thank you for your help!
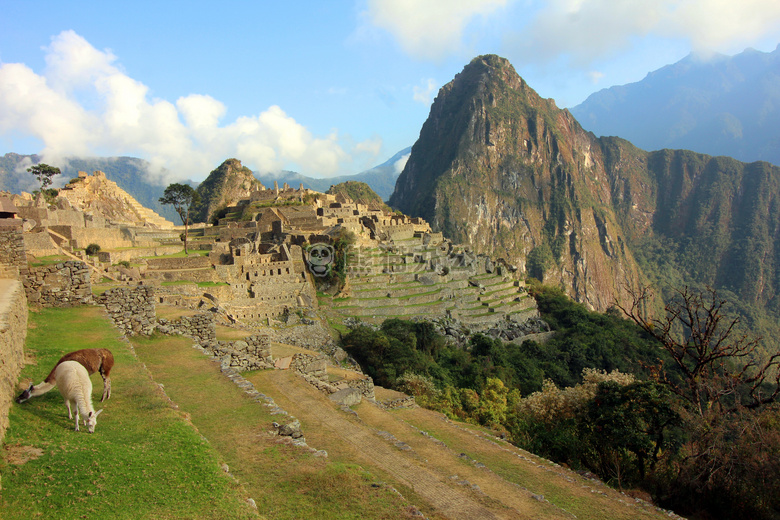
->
[1,0,779,185]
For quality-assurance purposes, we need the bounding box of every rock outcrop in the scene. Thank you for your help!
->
[390,54,780,314]
[390,55,644,310]
[190,159,265,224]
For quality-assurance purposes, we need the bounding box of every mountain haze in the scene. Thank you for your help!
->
[571,45,780,166]
[255,147,410,201]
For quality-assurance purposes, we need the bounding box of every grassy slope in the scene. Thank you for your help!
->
[4,306,677,520]
[130,334,414,520]
[0,306,258,520]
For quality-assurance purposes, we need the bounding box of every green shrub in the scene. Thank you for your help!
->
[85,243,101,256]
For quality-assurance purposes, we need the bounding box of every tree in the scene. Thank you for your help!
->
[27,163,61,196]
[27,163,61,190]
[159,183,200,254]
[616,285,780,516]
[616,285,780,418]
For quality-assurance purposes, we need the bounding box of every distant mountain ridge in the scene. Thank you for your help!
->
[255,147,410,201]
[0,153,181,222]
[571,45,780,166]
[0,149,408,223]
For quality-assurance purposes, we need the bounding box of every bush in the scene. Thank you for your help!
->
[85,243,101,256]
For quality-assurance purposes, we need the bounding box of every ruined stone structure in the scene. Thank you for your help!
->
[57,170,174,229]
[96,285,156,336]
[290,353,375,402]
[0,278,28,444]
[157,312,217,344]
[24,261,92,307]
[0,221,28,279]
[202,335,273,372]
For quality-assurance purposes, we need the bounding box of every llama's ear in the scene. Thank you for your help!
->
[94,409,103,417]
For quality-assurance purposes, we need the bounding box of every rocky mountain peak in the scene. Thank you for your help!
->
[190,158,265,223]
[390,55,643,311]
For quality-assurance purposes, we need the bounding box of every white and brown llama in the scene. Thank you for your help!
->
[55,360,103,433]
[16,348,113,404]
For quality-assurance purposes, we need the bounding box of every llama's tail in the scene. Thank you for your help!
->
[15,381,56,403]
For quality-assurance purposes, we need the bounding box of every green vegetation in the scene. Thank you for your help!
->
[159,280,229,287]
[159,183,200,255]
[131,332,413,519]
[1,307,256,519]
[28,255,70,267]
[27,162,61,192]
[326,181,390,211]
[85,243,101,256]
[342,284,780,520]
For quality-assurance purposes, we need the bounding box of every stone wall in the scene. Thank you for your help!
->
[0,279,28,444]
[97,245,182,263]
[290,353,376,401]
[0,224,28,279]
[263,322,334,350]
[23,229,61,257]
[200,335,272,372]
[146,256,212,270]
[24,261,92,307]
[96,285,156,336]
[156,312,216,344]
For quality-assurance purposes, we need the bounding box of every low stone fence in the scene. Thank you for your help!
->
[156,312,216,344]
[263,322,335,350]
[95,285,156,336]
[24,261,92,307]
[290,353,375,401]
[376,396,417,409]
[97,245,182,263]
[200,335,272,372]
[145,256,212,270]
[0,225,28,279]
[0,279,28,444]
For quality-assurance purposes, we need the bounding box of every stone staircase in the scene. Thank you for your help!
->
[126,197,175,229]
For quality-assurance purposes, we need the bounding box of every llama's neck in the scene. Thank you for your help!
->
[74,377,94,416]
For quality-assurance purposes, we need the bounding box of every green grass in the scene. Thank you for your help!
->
[130,334,412,519]
[141,250,209,259]
[160,280,229,287]
[28,255,71,267]
[1,306,257,520]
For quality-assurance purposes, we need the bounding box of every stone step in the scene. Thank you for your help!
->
[337,300,448,318]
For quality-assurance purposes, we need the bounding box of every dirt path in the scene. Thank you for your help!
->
[251,370,514,520]
[250,369,679,520]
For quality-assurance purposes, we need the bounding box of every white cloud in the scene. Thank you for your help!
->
[587,70,605,84]
[366,0,780,69]
[413,78,438,104]
[366,0,509,60]
[509,0,780,67]
[354,135,383,157]
[0,30,357,184]
[393,152,410,174]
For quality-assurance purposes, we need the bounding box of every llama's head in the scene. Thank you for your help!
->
[85,409,103,433]
[15,383,34,404]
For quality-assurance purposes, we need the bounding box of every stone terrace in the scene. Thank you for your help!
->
[329,235,537,328]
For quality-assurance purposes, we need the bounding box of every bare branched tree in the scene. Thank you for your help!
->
[615,285,780,418]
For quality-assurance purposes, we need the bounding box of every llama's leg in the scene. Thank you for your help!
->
[101,376,111,402]
[74,405,80,432]
[66,400,73,419]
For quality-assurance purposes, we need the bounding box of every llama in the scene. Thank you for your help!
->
[55,360,103,433]
[16,348,114,404]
